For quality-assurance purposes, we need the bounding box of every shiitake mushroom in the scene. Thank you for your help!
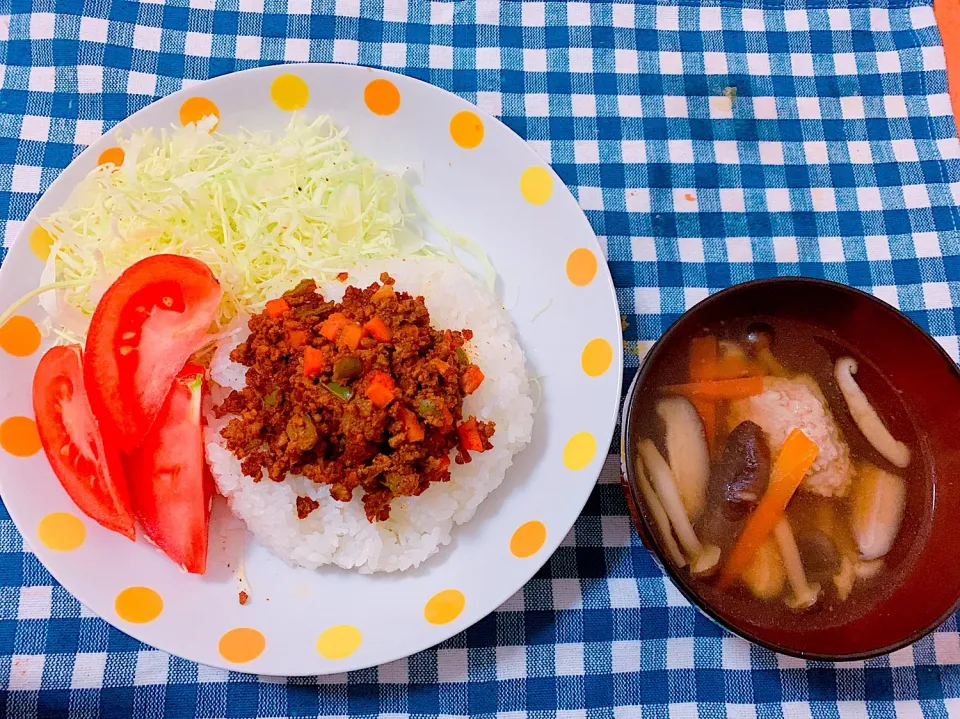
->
[716,420,770,518]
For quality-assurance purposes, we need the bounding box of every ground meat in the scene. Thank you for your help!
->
[727,375,852,497]
[297,495,320,519]
[217,274,494,522]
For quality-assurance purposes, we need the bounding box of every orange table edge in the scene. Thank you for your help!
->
[936,0,960,132]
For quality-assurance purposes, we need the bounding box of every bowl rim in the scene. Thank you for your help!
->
[620,276,960,661]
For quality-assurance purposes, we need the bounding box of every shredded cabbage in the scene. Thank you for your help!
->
[38,114,491,341]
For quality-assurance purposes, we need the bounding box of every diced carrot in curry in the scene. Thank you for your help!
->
[265,298,290,317]
[398,406,425,442]
[460,365,484,395]
[303,346,325,378]
[440,407,454,430]
[364,315,392,342]
[319,313,348,341]
[287,330,307,347]
[365,371,396,408]
[457,417,484,452]
[338,322,365,351]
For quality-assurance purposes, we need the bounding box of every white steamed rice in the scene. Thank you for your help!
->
[204,259,534,573]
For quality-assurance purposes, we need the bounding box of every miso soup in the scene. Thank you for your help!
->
[633,316,932,632]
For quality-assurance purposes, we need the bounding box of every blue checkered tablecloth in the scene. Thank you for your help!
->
[3,0,960,716]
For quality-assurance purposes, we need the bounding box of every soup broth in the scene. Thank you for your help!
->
[634,315,933,632]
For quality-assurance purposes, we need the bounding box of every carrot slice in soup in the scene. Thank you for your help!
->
[715,353,765,379]
[689,337,718,379]
[717,429,820,590]
[688,337,718,453]
[662,377,765,401]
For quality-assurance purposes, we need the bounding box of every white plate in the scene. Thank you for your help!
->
[0,64,622,675]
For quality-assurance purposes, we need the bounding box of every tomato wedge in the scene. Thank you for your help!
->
[32,345,134,539]
[84,255,222,454]
[128,365,211,574]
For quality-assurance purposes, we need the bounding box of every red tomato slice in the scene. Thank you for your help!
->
[128,364,211,574]
[32,345,135,539]
[84,255,222,454]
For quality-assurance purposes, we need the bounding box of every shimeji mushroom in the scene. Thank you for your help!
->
[634,461,687,569]
[856,558,885,579]
[744,324,790,377]
[835,557,885,600]
[773,517,821,610]
[656,397,710,521]
[835,357,910,469]
[834,556,856,601]
[806,501,862,601]
[638,439,720,575]
[851,463,906,561]
[741,536,786,600]
[808,500,884,601]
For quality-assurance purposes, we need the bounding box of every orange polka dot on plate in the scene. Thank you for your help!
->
[581,338,613,378]
[424,589,465,625]
[97,146,125,167]
[510,521,547,559]
[270,73,309,111]
[38,512,85,551]
[563,432,596,471]
[219,628,265,663]
[0,416,41,457]
[364,79,401,116]
[0,315,41,357]
[316,625,362,659]
[566,248,598,287]
[115,586,163,623]
[179,96,220,131]
[449,110,484,149]
[520,166,553,205]
[29,226,53,261]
